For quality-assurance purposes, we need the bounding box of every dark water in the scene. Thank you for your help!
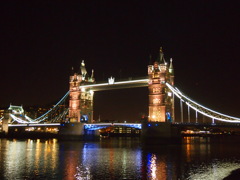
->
[0,137,240,180]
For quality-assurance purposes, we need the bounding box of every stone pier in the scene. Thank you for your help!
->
[58,122,100,140]
[2,110,11,135]
[141,122,181,143]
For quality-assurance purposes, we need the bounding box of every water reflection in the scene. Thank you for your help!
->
[184,137,211,163]
[147,153,157,179]
[74,138,143,179]
[0,137,240,179]
[0,139,59,179]
[144,147,178,180]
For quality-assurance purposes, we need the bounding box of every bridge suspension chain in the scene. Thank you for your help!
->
[10,91,69,124]
[50,108,69,123]
[166,83,240,123]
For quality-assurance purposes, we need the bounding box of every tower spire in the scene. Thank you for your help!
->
[159,47,166,63]
[169,58,174,74]
[80,60,87,80]
[90,69,95,82]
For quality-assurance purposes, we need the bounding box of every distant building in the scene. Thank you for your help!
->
[8,105,24,115]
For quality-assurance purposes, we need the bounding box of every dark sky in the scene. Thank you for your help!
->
[1,1,240,122]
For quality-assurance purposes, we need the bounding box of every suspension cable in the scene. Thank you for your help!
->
[166,83,240,123]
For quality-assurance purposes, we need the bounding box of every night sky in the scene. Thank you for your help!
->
[1,1,240,122]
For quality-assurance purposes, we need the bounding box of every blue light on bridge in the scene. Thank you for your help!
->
[84,124,109,130]
[84,123,142,130]
[147,123,160,127]
[125,124,142,129]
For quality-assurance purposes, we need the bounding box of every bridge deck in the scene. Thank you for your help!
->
[8,122,240,130]
[8,123,61,127]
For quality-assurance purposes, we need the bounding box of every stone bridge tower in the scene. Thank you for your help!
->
[69,60,95,123]
[148,48,174,122]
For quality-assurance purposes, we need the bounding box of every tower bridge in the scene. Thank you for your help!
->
[68,47,174,124]
[2,47,240,139]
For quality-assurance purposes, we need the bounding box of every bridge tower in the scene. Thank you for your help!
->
[2,110,12,134]
[69,60,95,123]
[148,47,174,122]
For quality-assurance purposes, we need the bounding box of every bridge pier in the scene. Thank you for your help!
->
[58,122,100,140]
[141,122,181,143]
[2,110,11,135]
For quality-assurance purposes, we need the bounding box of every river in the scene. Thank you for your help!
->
[0,136,240,179]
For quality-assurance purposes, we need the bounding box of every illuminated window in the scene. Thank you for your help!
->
[153,88,160,93]
[153,98,160,104]
[153,73,159,78]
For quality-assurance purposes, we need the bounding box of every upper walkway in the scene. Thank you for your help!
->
[80,77,148,91]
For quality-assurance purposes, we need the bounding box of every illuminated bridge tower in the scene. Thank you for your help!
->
[69,60,95,123]
[148,47,174,122]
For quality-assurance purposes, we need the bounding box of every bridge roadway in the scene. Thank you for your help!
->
[8,122,240,130]
[9,123,61,127]
[80,78,148,91]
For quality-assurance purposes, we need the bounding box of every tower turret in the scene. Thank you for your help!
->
[89,69,95,82]
[169,58,174,75]
[80,60,87,81]
[159,47,166,64]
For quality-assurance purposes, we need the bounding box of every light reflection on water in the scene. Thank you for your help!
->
[187,161,240,180]
[0,138,59,179]
[0,137,240,179]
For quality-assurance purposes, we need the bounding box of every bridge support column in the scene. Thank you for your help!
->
[58,122,85,140]
[141,122,181,143]
[58,122,100,140]
[2,110,11,135]
[212,118,215,124]
[84,129,100,140]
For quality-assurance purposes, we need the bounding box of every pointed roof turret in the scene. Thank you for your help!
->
[90,69,95,82]
[91,69,94,79]
[159,47,166,64]
[80,60,87,76]
[169,58,174,74]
